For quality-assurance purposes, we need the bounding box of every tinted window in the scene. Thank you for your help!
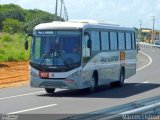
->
[31,31,81,66]
[118,33,125,50]
[126,33,132,50]
[101,32,109,50]
[33,37,41,59]
[91,31,100,51]
[83,34,90,57]
[110,32,117,50]
[132,33,136,49]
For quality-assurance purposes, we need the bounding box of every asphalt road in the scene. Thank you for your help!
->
[0,47,160,120]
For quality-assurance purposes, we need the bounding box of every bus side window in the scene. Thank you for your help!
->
[118,32,125,50]
[83,32,91,64]
[91,31,100,54]
[83,33,91,57]
[126,33,132,50]
[132,33,136,49]
[110,32,118,50]
[101,32,109,50]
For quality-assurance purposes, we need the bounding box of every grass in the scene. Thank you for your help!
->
[0,32,30,62]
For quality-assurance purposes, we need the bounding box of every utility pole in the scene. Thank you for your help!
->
[62,0,68,21]
[139,20,142,41]
[55,0,68,21]
[152,16,155,43]
[60,0,63,18]
[55,0,58,16]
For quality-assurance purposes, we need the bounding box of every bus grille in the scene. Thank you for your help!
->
[40,81,66,88]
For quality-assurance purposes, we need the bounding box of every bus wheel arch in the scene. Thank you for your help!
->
[121,66,125,78]
[84,70,99,93]
[118,67,125,87]
[92,70,98,87]
[110,67,125,87]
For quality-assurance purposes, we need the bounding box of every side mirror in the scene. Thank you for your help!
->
[25,40,29,50]
[87,39,92,48]
[25,33,32,50]
[84,32,92,48]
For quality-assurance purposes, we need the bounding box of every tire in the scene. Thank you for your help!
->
[110,69,125,87]
[45,88,56,94]
[117,69,125,87]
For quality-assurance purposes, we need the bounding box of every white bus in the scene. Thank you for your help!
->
[25,20,137,94]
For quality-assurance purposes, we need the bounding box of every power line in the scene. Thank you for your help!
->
[63,0,68,21]
[60,0,63,18]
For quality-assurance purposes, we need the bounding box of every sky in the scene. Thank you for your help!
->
[0,0,160,30]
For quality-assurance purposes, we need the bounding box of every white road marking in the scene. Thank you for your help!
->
[0,91,45,100]
[9,104,57,114]
[0,88,65,101]
[134,81,150,86]
[136,51,152,71]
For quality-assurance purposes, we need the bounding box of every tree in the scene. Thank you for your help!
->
[0,4,64,33]
[3,10,25,21]
[0,10,25,30]
[0,17,2,30]
[2,18,23,34]
[24,15,62,33]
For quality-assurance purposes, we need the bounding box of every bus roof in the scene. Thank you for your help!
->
[34,20,135,31]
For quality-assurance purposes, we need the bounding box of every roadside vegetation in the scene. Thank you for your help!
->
[0,4,63,62]
[0,33,30,61]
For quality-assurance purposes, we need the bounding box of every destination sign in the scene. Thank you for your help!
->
[36,31,55,35]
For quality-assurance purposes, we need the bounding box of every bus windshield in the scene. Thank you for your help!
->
[31,31,81,67]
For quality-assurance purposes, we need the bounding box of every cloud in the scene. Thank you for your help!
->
[156,0,160,10]
[66,0,160,29]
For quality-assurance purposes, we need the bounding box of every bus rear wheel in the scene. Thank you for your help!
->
[45,88,55,94]
[110,69,125,87]
[117,69,125,87]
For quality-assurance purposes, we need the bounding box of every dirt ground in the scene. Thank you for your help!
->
[0,62,29,88]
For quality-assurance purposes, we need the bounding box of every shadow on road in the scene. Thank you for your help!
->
[37,83,160,98]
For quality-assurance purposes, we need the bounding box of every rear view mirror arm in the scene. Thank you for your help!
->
[25,33,33,50]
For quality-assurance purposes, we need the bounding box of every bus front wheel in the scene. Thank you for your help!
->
[84,73,98,93]
[45,88,56,94]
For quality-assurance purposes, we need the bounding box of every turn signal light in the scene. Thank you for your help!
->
[64,79,74,83]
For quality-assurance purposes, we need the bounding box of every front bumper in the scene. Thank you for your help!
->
[30,76,81,89]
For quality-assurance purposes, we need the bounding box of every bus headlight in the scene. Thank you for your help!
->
[65,71,81,85]
[31,71,38,77]
[69,71,81,78]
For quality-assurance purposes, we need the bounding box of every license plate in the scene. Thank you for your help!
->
[39,72,49,78]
